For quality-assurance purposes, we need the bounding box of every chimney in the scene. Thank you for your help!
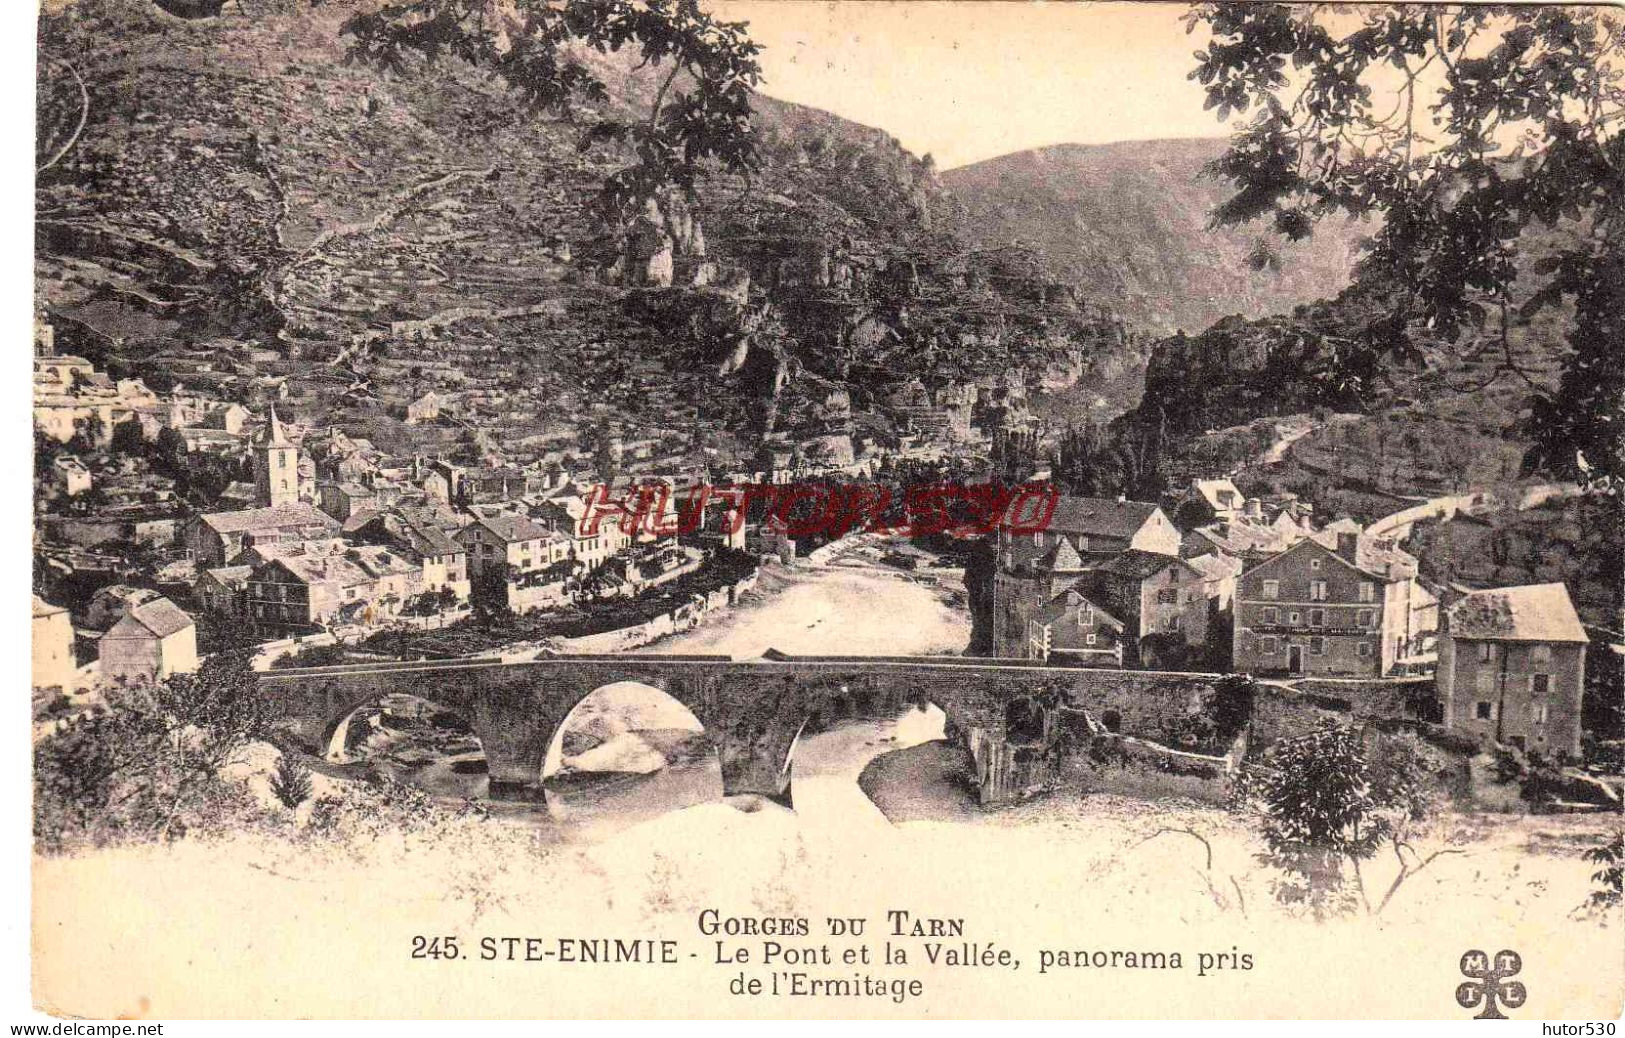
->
[1244,497,1262,520]
[1336,531,1359,564]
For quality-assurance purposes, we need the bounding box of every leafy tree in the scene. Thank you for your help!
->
[1188,5,1625,485]
[1233,721,1453,918]
[341,0,762,227]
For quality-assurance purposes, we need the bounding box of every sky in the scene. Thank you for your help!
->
[709,2,1231,170]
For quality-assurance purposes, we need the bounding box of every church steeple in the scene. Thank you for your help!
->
[252,405,299,508]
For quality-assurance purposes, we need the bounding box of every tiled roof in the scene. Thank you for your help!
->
[199,502,338,536]
[466,513,555,544]
[1034,587,1124,629]
[1046,496,1163,539]
[111,597,194,639]
[1447,583,1589,643]
[1091,547,1189,581]
[270,545,417,587]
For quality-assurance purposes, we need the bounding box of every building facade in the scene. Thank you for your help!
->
[1437,583,1589,757]
[1232,535,1424,677]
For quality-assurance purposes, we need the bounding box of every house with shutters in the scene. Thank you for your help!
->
[1023,585,1125,667]
[244,542,421,634]
[1232,533,1434,677]
[1074,549,1211,668]
[991,495,1181,659]
[1437,583,1588,757]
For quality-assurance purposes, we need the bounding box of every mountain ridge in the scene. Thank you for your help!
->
[943,136,1372,335]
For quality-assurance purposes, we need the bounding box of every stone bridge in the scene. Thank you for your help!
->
[257,652,1225,806]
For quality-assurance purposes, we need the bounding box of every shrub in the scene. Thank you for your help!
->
[1232,721,1447,919]
[34,652,270,852]
[269,754,314,810]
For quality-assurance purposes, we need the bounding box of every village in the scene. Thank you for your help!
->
[29,300,1615,797]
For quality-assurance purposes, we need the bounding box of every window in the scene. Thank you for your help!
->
[1357,641,1372,658]
[1478,642,1494,663]
[1310,558,1322,570]
[1310,609,1325,628]
[1289,611,1302,625]
[278,452,286,468]
[1310,579,1328,601]
[1357,609,1374,628]
[1262,579,1279,600]
[1261,636,1278,655]
[1033,531,1042,546]
[1076,605,1092,626]
[1078,535,1090,551]
[1359,582,1376,603]
[1311,636,1326,655]
[1263,606,1278,625]
[1157,588,1178,605]
[1531,673,1551,695]
[1530,703,1550,724]
[1475,701,1495,721]
[1531,644,1552,665]
[1085,633,1097,646]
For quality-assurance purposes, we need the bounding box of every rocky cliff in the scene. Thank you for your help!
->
[35,0,1148,453]
[943,138,1370,336]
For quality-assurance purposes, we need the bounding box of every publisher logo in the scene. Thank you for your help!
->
[1456,948,1525,1019]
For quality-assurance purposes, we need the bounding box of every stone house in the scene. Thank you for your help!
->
[100,597,198,683]
[1075,549,1211,667]
[352,508,471,603]
[245,544,421,634]
[186,502,340,567]
[531,496,631,570]
[1025,585,1125,667]
[195,565,253,620]
[996,495,1181,574]
[1437,583,1589,757]
[1232,534,1432,678]
[457,514,572,583]
[405,391,442,424]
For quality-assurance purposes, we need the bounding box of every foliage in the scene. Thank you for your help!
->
[270,642,350,670]
[34,652,271,852]
[1052,418,1167,502]
[341,0,762,227]
[1188,5,1625,486]
[1581,830,1624,917]
[269,753,314,810]
[1232,721,1445,918]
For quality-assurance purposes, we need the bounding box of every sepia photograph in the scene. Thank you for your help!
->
[20,0,1625,1020]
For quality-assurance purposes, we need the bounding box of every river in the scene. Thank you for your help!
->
[648,555,972,658]
[368,552,976,837]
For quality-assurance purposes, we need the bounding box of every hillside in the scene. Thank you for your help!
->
[34,0,1149,461]
[942,138,1370,335]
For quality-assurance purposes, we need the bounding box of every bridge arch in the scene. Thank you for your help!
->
[540,680,723,822]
